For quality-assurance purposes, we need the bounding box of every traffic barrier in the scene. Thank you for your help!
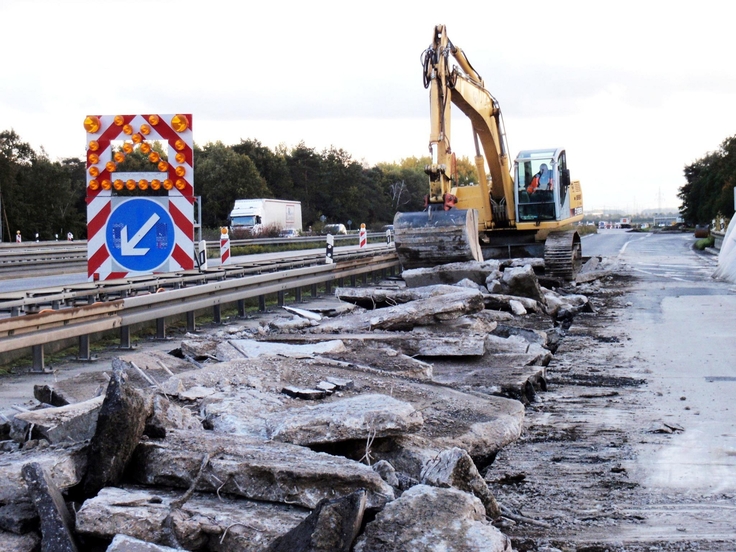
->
[359,224,367,248]
[325,235,334,264]
[220,227,230,265]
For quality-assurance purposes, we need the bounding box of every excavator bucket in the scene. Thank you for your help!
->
[393,208,483,270]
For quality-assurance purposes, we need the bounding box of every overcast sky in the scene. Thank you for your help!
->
[2,0,735,213]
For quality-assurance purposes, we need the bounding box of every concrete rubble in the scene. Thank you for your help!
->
[0,258,603,550]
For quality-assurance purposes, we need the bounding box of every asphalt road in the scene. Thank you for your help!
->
[496,228,736,549]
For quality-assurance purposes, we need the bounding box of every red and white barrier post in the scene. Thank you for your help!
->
[359,223,367,249]
[220,227,230,265]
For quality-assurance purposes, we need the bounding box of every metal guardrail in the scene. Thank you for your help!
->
[0,234,391,279]
[0,248,400,370]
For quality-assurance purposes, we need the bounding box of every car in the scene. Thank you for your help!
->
[381,224,394,234]
[322,224,347,235]
[279,228,300,238]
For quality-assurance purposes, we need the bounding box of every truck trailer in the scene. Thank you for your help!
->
[228,199,302,236]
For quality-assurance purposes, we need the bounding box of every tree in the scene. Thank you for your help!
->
[231,139,295,200]
[195,142,271,228]
[0,130,36,240]
[679,135,736,225]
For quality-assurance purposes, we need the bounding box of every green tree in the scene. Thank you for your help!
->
[195,141,271,228]
[679,136,736,225]
[0,130,36,241]
[231,139,295,200]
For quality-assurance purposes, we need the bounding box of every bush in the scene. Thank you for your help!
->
[694,236,715,250]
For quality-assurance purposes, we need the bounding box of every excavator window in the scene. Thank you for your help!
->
[516,156,557,222]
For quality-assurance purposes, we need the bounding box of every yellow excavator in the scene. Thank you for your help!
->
[394,24,584,280]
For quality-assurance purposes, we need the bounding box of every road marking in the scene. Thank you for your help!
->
[618,234,651,259]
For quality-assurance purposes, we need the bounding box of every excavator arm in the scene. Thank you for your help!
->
[423,24,516,228]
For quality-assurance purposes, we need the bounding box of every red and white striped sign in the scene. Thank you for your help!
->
[85,114,195,280]
[359,224,367,248]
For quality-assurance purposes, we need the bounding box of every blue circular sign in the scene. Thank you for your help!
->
[106,198,175,272]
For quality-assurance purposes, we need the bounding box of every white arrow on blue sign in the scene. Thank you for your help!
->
[106,198,175,272]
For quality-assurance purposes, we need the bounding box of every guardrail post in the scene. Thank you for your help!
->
[187,312,196,332]
[78,335,95,361]
[361,273,367,285]
[350,275,356,287]
[325,280,332,294]
[237,299,246,317]
[258,295,266,312]
[311,284,318,298]
[30,345,50,373]
[213,304,222,324]
[156,318,166,340]
[120,326,133,349]
[295,287,302,303]
[338,278,344,287]
[277,291,285,306]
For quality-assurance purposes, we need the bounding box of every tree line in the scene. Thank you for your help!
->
[679,135,736,226]
[0,130,481,241]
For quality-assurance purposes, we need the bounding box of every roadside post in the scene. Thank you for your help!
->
[197,240,208,270]
[220,227,230,265]
[359,223,367,248]
[325,234,334,264]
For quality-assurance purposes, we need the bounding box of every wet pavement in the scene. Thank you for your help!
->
[492,230,736,551]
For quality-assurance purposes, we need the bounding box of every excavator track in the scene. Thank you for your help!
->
[544,230,582,281]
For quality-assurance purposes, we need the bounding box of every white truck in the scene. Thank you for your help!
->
[228,199,302,235]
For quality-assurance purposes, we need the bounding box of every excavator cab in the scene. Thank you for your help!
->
[515,148,571,223]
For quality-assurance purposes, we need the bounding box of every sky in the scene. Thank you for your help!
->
[2,0,735,213]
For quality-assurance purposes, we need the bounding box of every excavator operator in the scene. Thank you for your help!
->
[526,164,554,194]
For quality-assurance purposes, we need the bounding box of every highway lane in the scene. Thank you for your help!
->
[0,242,393,294]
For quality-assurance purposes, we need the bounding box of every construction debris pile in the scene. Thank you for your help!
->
[0,257,611,552]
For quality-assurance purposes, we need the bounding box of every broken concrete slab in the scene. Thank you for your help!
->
[281,387,327,400]
[265,489,366,552]
[500,264,546,304]
[353,484,512,552]
[400,261,502,288]
[10,396,104,444]
[268,316,317,332]
[315,289,485,333]
[543,289,592,317]
[335,284,467,309]
[224,339,347,360]
[420,447,500,518]
[21,462,79,551]
[266,394,423,446]
[484,293,541,313]
[282,305,322,321]
[130,430,395,509]
[144,395,202,439]
[0,443,88,506]
[33,385,73,407]
[0,501,37,534]
[76,486,309,551]
[82,360,153,497]
[0,530,40,552]
[106,534,181,552]
[159,356,524,478]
